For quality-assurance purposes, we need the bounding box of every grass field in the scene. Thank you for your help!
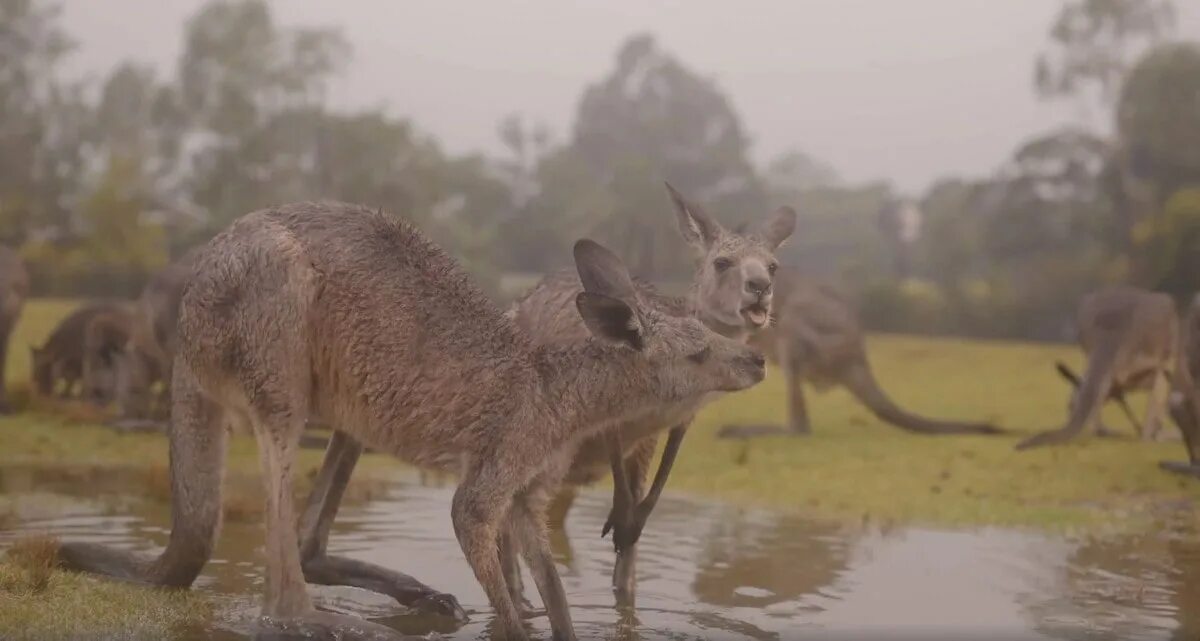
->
[3,298,1198,636]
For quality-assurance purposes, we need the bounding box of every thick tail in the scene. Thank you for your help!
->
[1016,340,1120,451]
[58,363,227,587]
[842,361,1003,435]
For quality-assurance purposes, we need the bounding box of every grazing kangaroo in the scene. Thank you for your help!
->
[31,302,128,400]
[82,306,136,404]
[500,183,795,605]
[1016,286,1177,451]
[0,247,28,414]
[1164,293,1200,477]
[718,270,1002,438]
[58,202,765,641]
[114,252,197,419]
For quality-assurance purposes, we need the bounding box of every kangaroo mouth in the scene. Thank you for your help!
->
[741,303,770,328]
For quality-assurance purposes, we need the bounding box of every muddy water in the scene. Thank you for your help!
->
[2,465,1198,640]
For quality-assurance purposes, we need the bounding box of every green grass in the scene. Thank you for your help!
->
[8,298,81,387]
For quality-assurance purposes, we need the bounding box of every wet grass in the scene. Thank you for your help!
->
[674,333,1200,533]
[0,536,213,640]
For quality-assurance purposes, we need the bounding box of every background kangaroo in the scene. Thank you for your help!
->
[81,306,136,405]
[112,251,198,420]
[1165,293,1200,477]
[502,183,795,604]
[718,270,1002,438]
[0,246,28,413]
[1016,286,1178,451]
[58,202,765,641]
[31,301,128,400]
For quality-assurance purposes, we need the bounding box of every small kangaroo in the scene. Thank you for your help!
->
[718,270,1002,438]
[58,202,765,641]
[1016,286,1178,451]
[31,302,129,400]
[1165,293,1200,476]
[0,246,29,414]
[113,252,197,419]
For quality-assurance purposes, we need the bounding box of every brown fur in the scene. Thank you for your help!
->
[0,246,28,413]
[31,302,128,400]
[82,307,136,404]
[114,252,198,419]
[58,201,765,641]
[1166,293,1200,472]
[720,269,1002,438]
[1017,286,1178,450]
[503,184,795,603]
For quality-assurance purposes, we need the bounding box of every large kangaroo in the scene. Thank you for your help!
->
[0,246,29,413]
[503,183,795,605]
[1164,293,1200,477]
[113,251,197,419]
[1016,286,1177,451]
[58,202,765,641]
[718,270,1002,438]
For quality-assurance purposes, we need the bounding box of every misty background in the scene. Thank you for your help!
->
[4,0,1200,340]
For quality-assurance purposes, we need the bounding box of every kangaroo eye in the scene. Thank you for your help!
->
[767,262,778,276]
[713,258,733,272]
[687,347,711,364]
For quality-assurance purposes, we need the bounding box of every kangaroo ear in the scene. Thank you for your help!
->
[759,206,797,250]
[575,292,644,350]
[665,182,724,253]
[573,238,637,301]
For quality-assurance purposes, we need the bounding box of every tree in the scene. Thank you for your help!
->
[531,33,766,279]
[1035,0,1176,122]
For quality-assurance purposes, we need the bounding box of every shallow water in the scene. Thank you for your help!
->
[2,464,1198,641]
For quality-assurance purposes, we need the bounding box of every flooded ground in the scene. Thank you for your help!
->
[1,464,1198,641]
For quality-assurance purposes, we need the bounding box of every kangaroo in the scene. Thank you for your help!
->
[498,183,795,605]
[82,306,136,404]
[1165,293,1200,477]
[717,271,1002,438]
[0,246,29,414]
[31,302,129,400]
[57,202,765,641]
[1016,286,1177,451]
[114,251,197,420]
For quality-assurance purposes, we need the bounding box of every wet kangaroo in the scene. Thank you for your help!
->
[58,202,765,641]
[718,270,1002,438]
[504,183,795,605]
[0,246,28,414]
[1016,287,1177,451]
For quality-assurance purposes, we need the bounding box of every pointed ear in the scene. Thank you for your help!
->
[759,206,797,250]
[665,182,723,253]
[575,292,644,350]
[573,238,637,300]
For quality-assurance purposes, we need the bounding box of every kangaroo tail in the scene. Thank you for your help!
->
[1016,339,1121,451]
[842,361,1003,435]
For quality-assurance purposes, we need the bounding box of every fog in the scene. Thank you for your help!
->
[63,0,1200,194]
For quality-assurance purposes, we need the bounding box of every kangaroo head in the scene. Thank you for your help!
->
[572,238,766,400]
[664,182,796,335]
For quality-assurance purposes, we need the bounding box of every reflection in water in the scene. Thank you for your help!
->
[1,464,1198,640]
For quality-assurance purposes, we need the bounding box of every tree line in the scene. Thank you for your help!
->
[1,0,1198,340]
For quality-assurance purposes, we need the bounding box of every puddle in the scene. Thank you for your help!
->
[2,464,1198,640]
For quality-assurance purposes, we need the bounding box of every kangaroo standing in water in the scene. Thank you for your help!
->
[1165,293,1200,476]
[0,246,28,414]
[59,202,765,641]
[718,270,1002,438]
[503,183,795,605]
[1016,287,1177,451]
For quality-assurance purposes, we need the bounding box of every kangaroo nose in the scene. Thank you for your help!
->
[745,277,770,296]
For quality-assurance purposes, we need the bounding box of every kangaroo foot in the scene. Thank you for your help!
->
[715,423,796,439]
[254,611,416,641]
[301,553,467,622]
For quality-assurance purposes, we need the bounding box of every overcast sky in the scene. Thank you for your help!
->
[61,1,1200,195]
